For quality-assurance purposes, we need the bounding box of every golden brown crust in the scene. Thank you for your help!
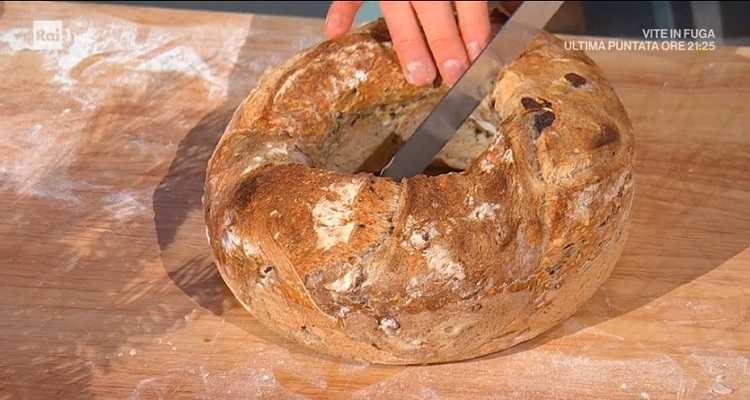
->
[204,20,635,364]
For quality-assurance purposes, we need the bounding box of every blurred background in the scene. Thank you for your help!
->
[95,1,750,45]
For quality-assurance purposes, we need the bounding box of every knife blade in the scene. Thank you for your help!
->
[381,1,563,180]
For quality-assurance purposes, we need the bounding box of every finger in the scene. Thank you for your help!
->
[411,1,469,85]
[454,1,491,61]
[380,1,437,86]
[325,1,364,38]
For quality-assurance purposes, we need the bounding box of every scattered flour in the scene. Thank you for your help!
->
[344,69,368,88]
[348,349,697,398]
[479,148,512,173]
[0,17,248,106]
[55,254,81,274]
[607,170,632,199]
[480,158,494,173]
[0,15,252,208]
[574,183,600,222]
[407,222,438,251]
[104,191,148,221]
[325,267,362,293]
[312,179,364,250]
[221,215,244,252]
[135,46,228,99]
[502,148,514,163]
[691,354,746,397]
[424,245,465,281]
[241,142,309,176]
[401,218,465,284]
[127,365,306,400]
[242,239,260,258]
[274,67,307,103]
[0,28,33,53]
[0,124,83,202]
[242,156,266,175]
[221,226,242,252]
[378,317,400,335]
[468,202,500,221]
[711,380,733,395]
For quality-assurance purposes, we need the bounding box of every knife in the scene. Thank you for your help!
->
[381,1,564,180]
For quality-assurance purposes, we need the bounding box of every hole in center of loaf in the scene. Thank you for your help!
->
[318,93,502,177]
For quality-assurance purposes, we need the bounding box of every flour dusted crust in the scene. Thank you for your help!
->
[204,20,635,364]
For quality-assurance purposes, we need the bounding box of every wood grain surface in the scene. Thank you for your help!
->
[0,2,748,399]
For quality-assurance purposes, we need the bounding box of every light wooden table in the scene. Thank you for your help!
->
[1,2,748,399]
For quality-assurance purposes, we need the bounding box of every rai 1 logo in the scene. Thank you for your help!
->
[32,20,64,50]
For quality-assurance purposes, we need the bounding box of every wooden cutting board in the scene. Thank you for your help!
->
[1,2,748,399]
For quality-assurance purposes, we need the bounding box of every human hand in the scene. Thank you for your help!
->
[325,1,492,86]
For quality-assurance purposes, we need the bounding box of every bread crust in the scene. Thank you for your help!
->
[204,20,635,364]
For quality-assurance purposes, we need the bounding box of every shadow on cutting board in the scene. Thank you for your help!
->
[152,13,750,371]
[152,16,316,340]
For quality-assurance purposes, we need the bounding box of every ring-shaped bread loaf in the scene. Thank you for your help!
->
[204,21,634,364]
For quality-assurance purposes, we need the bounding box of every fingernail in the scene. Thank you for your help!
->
[467,41,483,61]
[442,59,467,85]
[405,61,436,86]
